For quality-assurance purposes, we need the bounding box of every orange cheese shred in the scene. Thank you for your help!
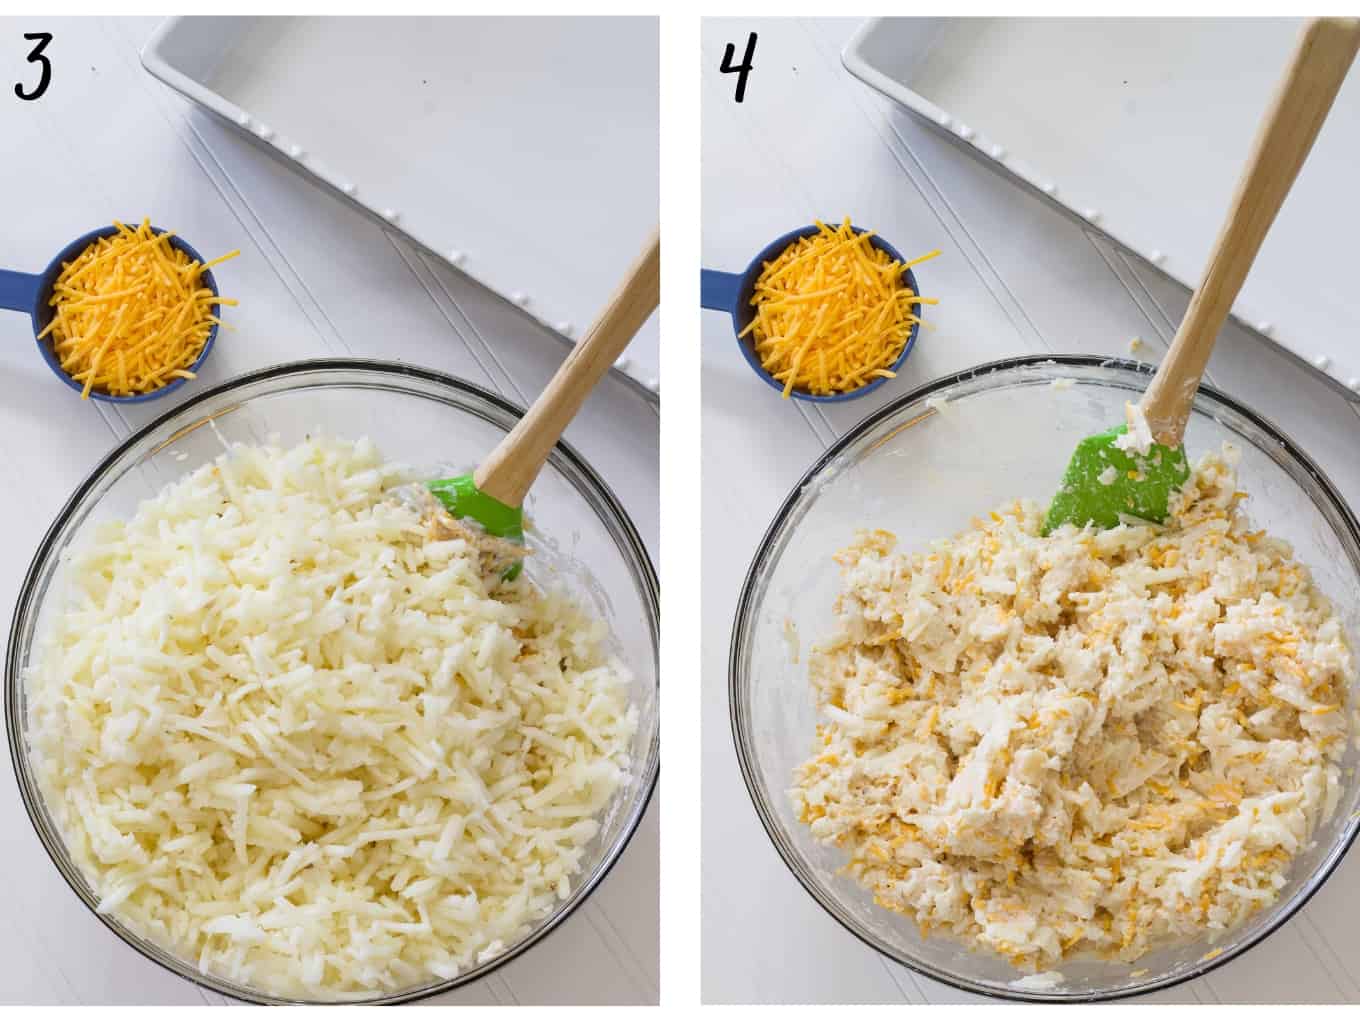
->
[739,218,938,398]
[38,219,239,399]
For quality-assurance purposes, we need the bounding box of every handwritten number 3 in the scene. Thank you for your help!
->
[15,32,53,102]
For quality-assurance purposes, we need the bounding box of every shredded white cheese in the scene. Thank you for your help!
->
[26,435,636,999]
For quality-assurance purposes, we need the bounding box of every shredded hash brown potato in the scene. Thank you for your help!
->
[26,436,635,998]
[793,448,1353,970]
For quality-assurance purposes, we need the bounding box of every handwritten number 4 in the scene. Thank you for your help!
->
[720,32,756,104]
[15,32,53,102]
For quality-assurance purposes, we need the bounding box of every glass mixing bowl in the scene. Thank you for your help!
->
[730,355,1360,1002]
[5,359,659,1004]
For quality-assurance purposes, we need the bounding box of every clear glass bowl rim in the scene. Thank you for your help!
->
[5,357,660,1005]
[729,353,1360,1003]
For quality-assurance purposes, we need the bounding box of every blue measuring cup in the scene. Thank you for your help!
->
[0,224,221,403]
[700,223,923,402]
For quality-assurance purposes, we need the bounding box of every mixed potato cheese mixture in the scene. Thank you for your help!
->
[26,436,636,998]
[793,449,1354,970]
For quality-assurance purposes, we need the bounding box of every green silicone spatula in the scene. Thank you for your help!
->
[1046,17,1360,534]
[426,230,660,576]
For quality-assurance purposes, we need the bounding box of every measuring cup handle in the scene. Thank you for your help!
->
[0,269,43,315]
[700,269,742,314]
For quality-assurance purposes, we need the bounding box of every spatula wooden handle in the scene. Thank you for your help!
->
[474,229,660,507]
[1140,17,1360,445]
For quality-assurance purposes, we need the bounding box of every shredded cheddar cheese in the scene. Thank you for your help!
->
[739,218,938,397]
[37,219,238,398]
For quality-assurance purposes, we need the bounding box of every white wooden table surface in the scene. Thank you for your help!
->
[701,17,1360,1005]
[0,15,657,1006]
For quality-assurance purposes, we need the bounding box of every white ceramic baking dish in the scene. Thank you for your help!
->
[843,17,1360,402]
[141,16,660,398]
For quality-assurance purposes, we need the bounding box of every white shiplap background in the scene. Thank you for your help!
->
[0,15,657,1006]
[701,17,1360,1005]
